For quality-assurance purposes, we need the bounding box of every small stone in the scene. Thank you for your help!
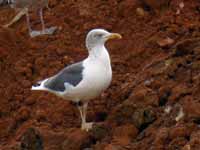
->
[136,7,145,17]
[157,37,175,48]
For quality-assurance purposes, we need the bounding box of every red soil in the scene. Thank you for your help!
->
[0,0,200,149]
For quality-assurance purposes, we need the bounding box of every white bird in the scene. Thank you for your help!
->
[32,29,122,131]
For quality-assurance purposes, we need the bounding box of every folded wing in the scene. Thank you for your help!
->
[44,62,84,92]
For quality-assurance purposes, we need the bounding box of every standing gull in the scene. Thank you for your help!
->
[3,0,56,37]
[32,29,122,131]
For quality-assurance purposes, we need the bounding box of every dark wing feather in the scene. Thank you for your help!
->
[44,62,84,92]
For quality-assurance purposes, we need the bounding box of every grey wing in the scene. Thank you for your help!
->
[44,62,84,92]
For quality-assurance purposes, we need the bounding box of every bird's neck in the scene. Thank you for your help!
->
[88,45,111,66]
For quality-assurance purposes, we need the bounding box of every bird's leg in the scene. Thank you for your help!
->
[25,9,33,35]
[46,3,51,11]
[78,105,84,123]
[77,102,93,131]
[82,102,93,131]
[39,8,46,33]
[3,8,27,28]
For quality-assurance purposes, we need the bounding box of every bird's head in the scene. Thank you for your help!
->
[86,29,122,51]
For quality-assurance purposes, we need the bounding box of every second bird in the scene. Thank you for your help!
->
[5,0,56,37]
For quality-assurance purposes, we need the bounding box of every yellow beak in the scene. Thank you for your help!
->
[106,33,122,40]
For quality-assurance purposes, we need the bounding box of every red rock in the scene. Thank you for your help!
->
[0,119,12,139]
[169,125,188,139]
[25,97,36,105]
[153,127,169,146]
[49,112,64,126]
[183,98,200,119]
[128,86,159,107]
[168,84,191,103]
[14,94,24,102]
[0,47,8,58]
[168,137,187,149]
[112,124,138,139]
[35,57,45,66]
[112,137,130,147]
[182,144,191,150]
[21,80,32,88]
[56,48,66,55]
[16,107,30,121]
[104,144,121,150]
[173,38,200,56]
[35,110,47,122]
[189,131,200,149]
[62,129,91,150]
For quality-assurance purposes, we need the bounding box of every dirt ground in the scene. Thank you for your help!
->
[0,0,200,149]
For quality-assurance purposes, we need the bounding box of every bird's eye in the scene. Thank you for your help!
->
[94,34,103,38]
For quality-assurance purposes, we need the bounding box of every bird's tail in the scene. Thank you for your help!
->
[31,79,48,91]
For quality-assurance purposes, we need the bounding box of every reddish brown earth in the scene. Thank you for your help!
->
[0,0,200,150]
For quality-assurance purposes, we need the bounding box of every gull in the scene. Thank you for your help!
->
[3,0,56,37]
[31,29,122,131]
[0,0,10,5]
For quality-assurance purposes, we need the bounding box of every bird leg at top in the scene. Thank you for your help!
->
[29,8,57,37]
[77,102,93,131]
[25,9,33,34]
[3,4,57,37]
[3,8,27,28]
[39,8,45,32]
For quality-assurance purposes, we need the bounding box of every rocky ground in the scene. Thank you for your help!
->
[0,0,200,150]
